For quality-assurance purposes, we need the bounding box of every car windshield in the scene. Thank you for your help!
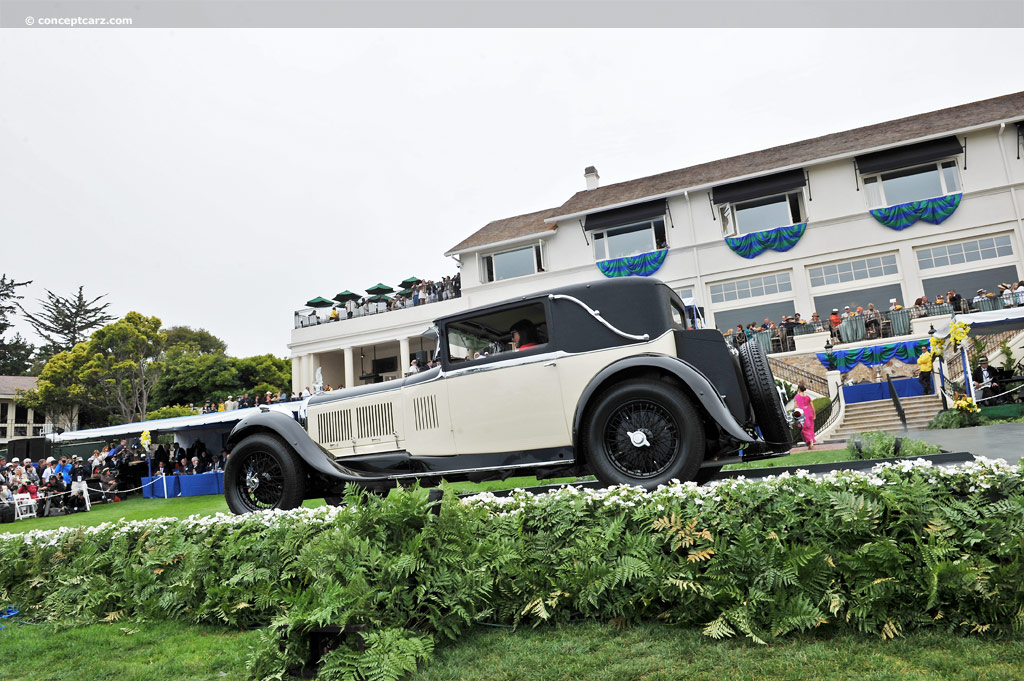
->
[446,302,548,363]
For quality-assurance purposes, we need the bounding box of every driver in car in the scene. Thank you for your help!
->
[510,319,539,351]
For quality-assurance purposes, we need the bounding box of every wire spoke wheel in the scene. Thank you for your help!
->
[224,433,306,514]
[237,450,286,510]
[602,399,680,478]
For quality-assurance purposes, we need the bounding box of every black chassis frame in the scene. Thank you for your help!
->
[227,278,776,496]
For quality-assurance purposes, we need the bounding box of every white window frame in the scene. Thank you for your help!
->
[862,159,962,209]
[479,241,545,284]
[807,253,901,290]
[915,234,1014,272]
[720,189,806,237]
[592,218,667,261]
[709,271,793,306]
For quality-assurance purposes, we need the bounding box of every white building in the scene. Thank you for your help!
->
[0,376,53,446]
[289,91,1024,392]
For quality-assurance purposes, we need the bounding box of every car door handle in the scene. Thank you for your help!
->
[544,362,557,367]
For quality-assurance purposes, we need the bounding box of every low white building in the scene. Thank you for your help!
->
[289,91,1024,392]
[0,376,52,446]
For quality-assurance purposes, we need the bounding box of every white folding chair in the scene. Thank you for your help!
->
[13,493,37,520]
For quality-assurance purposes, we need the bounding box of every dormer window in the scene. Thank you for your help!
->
[583,199,668,261]
[712,169,807,237]
[862,160,961,208]
[856,135,964,208]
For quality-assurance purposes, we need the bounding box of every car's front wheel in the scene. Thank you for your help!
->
[585,379,705,490]
[224,433,306,514]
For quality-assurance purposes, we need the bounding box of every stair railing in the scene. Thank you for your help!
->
[767,357,828,395]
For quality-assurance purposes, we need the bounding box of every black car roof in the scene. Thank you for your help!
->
[434,277,677,326]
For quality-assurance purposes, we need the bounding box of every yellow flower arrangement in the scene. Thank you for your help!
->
[953,395,981,414]
[140,430,152,448]
[948,320,971,346]
[929,335,946,357]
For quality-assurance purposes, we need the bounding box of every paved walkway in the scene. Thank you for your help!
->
[902,423,1024,465]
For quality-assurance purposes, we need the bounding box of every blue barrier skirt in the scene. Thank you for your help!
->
[842,377,925,404]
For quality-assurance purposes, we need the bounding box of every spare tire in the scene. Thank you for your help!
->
[737,341,791,453]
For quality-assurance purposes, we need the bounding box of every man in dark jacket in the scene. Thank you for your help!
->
[972,356,1001,404]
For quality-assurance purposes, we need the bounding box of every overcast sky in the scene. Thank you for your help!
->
[1,29,1021,359]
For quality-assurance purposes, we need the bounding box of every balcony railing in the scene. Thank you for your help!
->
[726,297,1014,355]
[294,290,463,329]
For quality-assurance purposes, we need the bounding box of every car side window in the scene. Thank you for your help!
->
[445,302,549,364]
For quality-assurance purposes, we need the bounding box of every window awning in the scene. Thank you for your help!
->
[711,168,806,205]
[856,135,963,175]
[584,199,666,232]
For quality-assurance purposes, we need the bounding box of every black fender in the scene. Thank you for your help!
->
[227,408,388,482]
[572,355,757,448]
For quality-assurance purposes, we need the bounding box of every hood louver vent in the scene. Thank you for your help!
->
[413,395,439,431]
[356,402,395,439]
[317,408,353,444]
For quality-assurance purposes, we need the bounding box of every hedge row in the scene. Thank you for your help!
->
[2,458,1023,680]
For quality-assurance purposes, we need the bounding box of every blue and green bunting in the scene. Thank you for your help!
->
[870,193,962,230]
[596,249,668,278]
[816,339,929,373]
[725,223,806,259]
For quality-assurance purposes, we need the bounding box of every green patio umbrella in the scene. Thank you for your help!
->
[366,293,393,303]
[305,297,335,308]
[399,276,423,288]
[396,288,413,297]
[332,290,361,303]
[366,282,395,295]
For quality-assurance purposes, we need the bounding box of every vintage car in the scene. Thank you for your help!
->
[224,277,791,513]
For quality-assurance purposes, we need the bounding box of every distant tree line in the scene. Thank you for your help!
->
[1,272,290,428]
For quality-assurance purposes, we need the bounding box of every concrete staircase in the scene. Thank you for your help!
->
[829,393,944,441]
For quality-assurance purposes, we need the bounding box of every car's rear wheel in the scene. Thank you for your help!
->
[585,379,704,489]
[225,433,306,514]
[737,341,791,453]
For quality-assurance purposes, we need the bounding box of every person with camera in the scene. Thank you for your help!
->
[66,488,89,514]
[39,472,66,516]
[69,457,91,511]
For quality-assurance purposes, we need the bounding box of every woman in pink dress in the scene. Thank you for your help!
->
[794,383,816,449]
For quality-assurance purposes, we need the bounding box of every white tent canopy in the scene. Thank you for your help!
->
[46,403,302,444]
[933,307,1024,339]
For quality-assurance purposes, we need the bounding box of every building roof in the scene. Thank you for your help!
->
[553,90,1024,218]
[445,206,560,256]
[0,376,37,397]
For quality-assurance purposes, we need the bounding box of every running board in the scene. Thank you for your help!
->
[328,447,575,481]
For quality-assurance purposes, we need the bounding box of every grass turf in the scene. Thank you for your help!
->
[722,448,856,471]
[2,475,581,534]
[2,620,1021,681]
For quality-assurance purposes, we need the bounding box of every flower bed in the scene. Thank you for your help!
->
[2,459,1023,680]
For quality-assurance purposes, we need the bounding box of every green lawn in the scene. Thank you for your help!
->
[2,475,582,535]
[2,620,1021,681]
[723,448,856,471]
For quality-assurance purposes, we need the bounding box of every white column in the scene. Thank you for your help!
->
[310,353,322,390]
[343,347,355,389]
[291,357,303,394]
[399,337,411,376]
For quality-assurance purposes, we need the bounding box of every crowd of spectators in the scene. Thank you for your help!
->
[723,283,1024,352]
[301,274,462,328]
[1,437,228,519]
[192,390,298,414]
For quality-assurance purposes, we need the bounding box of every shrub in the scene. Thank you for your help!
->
[145,404,197,421]
[844,431,942,459]
[2,460,1023,680]
[929,409,988,430]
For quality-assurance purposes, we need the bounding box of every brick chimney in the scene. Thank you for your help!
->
[584,166,600,191]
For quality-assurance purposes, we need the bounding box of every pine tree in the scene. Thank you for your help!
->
[19,286,115,360]
[0,274,35,375]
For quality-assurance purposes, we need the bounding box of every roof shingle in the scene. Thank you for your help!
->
[554,90,1024,217]
[0,376,37,397]
[446,206,560,255]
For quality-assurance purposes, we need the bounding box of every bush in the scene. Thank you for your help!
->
[2,461,1023,680]
[929,409,988,430]
[145,404,198,421]
[844,431,943,459]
